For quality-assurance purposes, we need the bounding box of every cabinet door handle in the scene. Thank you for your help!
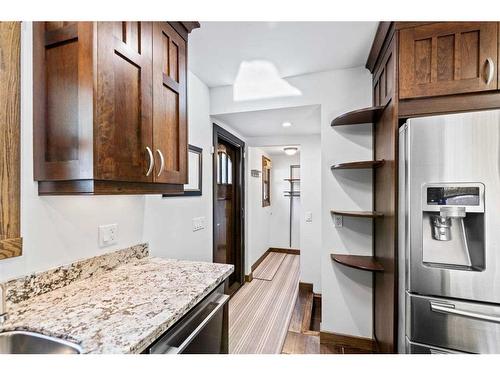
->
[486,57,495,85]
[145,146,154,176]
[156,149,165,177]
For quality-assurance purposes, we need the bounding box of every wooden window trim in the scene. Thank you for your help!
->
[0,22,22,260]
[262,156,271,207]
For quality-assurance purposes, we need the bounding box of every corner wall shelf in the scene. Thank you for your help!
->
[331,254,384,272]
[331,160,385,170]
[331,105,384,127]
[331,210,384,218]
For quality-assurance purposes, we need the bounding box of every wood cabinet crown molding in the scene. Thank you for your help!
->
[0,22,22,260]
[33,21,192,195]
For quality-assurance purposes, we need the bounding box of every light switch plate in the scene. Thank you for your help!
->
[99,224,118,247]
[334,215,343,228]
[305,211,312,223]
[192,216,205,232]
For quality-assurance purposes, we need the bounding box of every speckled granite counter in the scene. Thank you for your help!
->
[0,245,233,354]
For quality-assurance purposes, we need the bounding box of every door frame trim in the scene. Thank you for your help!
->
[212,123,245,292]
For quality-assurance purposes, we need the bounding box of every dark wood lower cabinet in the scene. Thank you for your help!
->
[33,21,197,195]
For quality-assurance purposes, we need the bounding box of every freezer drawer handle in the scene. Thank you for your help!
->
[153,294,229,354]
[430,301,500,324]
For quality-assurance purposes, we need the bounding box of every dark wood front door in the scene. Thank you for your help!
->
[213,124,245,295]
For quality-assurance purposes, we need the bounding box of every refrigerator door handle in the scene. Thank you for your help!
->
[430,301,500,324]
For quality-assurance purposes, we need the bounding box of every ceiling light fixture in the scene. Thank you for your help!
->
[282,121,292,128]
[283,147,298,156]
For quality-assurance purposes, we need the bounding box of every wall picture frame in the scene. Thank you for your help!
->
[163,144,202,197]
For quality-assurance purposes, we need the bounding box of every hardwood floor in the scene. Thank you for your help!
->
[282,283,320,354]
[282,283,374,354]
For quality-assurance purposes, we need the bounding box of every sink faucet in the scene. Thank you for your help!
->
[0,284,7,323]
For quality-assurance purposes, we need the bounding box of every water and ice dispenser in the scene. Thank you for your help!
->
[421,183,485,271]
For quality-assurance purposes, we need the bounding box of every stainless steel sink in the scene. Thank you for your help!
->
[0,331,82,354]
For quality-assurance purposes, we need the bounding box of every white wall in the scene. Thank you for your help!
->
[269,153,300,250]
[245,147,271,274]
[246,135,321,293]
[211,67,373,338]
[0,23,145,282]
[143,72,213,262]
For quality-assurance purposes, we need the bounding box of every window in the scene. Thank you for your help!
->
[217,144,233,185]
[262,156,271,207]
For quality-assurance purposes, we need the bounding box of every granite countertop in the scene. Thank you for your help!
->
[0,250,233,354]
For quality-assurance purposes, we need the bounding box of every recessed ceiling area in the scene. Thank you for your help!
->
[212,105,320,138]
[189,22,378,88]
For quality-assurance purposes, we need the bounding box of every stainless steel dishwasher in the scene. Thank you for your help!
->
[146,283,229,354]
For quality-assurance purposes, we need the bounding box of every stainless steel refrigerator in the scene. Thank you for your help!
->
[398,109,500,354]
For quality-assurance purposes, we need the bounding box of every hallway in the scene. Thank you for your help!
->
[228,253,299,353]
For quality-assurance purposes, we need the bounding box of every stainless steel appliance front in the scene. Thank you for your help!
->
[399,109,500,354]
[405,110,500,303]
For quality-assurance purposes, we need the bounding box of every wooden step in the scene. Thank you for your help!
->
[301,289,314,333]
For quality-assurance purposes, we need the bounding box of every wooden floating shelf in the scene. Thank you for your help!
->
[331,254,384,272]
[331,106,385,127]
[331,210,384,218]
[331,160,385,170]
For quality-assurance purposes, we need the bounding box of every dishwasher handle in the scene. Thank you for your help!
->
[151,294,229,354]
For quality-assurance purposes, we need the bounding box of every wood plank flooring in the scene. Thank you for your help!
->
[229,254,299,353]
[282,284,320,354]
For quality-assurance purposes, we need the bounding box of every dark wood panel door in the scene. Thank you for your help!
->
[215,141,239,290]
[96,22,153,182]
[399,22,498,99]
[152,22,188,184]
[213,126,245,296]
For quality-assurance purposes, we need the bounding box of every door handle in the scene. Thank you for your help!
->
[156,149,165,177]
[485,57,495,85]
[430,301,500,324]
[145,146,154,176]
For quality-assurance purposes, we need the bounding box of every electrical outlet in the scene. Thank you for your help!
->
[334,215,343,228]
[305,211,312,223]
[192,216,206,232]
[99,224,118,247]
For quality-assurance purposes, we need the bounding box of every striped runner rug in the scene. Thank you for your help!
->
[253,252,286,280]
[229,254,300,354]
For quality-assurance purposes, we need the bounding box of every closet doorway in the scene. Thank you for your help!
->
[213,124,245,296]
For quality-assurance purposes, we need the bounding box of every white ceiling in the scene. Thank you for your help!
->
[189,22,378,88]
[212,104,320,138]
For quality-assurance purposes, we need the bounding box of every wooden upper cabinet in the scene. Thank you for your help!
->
[33,21,194,195]
[399,22,498,99]
[96,22,153,183]
[152,22,187,184]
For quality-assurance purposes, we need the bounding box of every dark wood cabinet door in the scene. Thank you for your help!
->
[96,22,153,182]
[33,22,94,180]
[152,22,188,184]
[399,22,498,99]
